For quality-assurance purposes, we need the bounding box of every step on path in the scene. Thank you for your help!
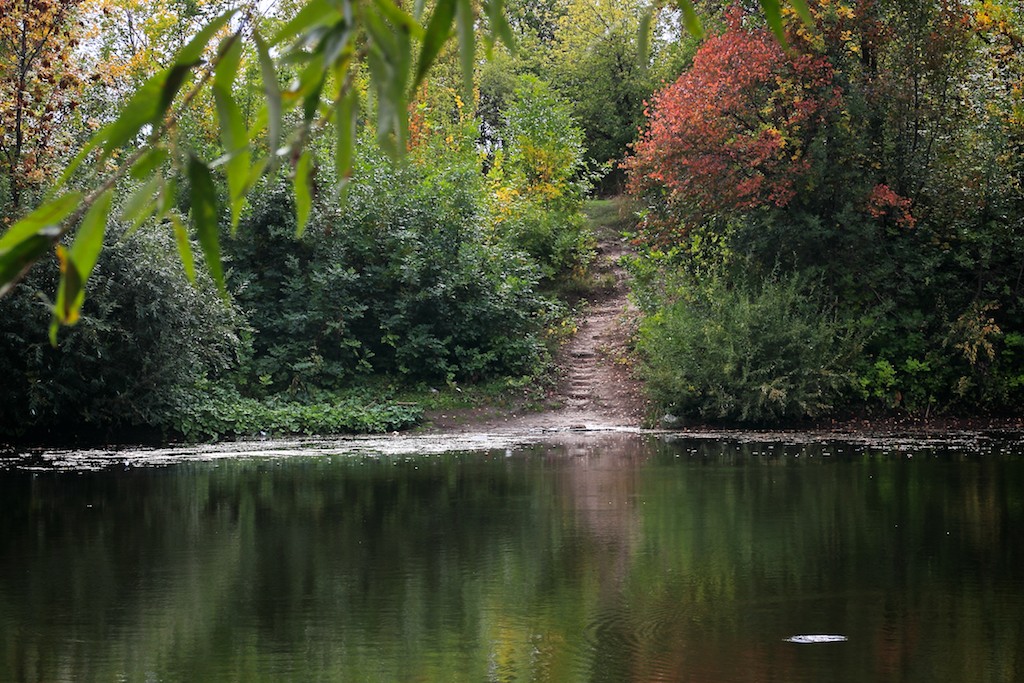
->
[544,239,646,428]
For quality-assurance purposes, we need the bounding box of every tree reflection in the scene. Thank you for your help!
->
[1,437,1022,682]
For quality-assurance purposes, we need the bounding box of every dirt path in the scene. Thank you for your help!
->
[425,208,648,433]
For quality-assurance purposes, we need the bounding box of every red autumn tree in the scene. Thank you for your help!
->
[625,7,842,238]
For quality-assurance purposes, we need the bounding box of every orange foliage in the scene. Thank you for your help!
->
[0,0,87,212]
[625,7,842,235]
[866,183,916,228]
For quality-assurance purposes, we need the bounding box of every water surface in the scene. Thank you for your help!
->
[2,433,1023,681]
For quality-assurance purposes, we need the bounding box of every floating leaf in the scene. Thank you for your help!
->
[785,635,849,644]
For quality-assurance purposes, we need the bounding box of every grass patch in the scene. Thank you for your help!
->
[584,198,633,234]
[173,385,423,441]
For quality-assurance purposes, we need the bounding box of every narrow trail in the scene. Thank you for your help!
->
[425,209,648,433]
[545,233,647,429]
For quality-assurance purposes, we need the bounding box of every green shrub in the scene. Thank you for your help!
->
[487,76,594,281]
[637,273,859,423]
[228,144,559,392]
[0,227,244,439]
[172,385,422,441]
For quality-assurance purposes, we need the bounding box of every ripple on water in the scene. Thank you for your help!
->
[581,600,689,681]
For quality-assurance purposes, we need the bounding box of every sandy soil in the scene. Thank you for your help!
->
[423,228,649,434]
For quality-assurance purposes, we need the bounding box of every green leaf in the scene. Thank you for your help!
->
[187,156,226,297]
[50,247,80,345]
[120,173,163,234]
[68,189,112,286]
[0,233,52,299]
[213,81,251,232]
[638,8,653,70]
[364,3,411,155]
[334,89,357,194]
[158,176,178,221]
[789,0,814,27]
[214,34,244,87]
[294,150,314,237]
[158,63,194,116]
[51,139,98,196]
[176,9,236,66]
[273,0,342,47]
[760,0,786,44]
[100,72,163,154]
[0,192,82,256]
[170,214,196,284]
[297,54,328,122]
[414,0,456,90]
[372,0,424,39]
[679,0,704,39]
[51,189,113,340]
[129,147,170,180]
[363,2,400,61]
[455,0,475,101]
[483,0,515,52]
[254,31,283,161]
[366,50,400,157]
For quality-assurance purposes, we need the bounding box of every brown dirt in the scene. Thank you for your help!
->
[423,228,649,433]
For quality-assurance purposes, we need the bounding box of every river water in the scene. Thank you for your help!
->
[2,431,1023,682]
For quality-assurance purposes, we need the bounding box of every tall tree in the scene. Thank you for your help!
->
[0,0,86,214]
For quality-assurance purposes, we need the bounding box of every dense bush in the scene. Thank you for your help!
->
[635,270,859,423]
[227,140,559,394]
[0,227,243,440]
[487,76,594,281]
[626,0,1024,420]
[1,71,593,443]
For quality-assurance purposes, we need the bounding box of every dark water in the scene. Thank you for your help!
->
[2,433,1024,682]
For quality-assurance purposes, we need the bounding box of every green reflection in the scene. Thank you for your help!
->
[1,436,1022,682]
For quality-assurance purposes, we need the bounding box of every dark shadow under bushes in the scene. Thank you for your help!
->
[0,227,243,442]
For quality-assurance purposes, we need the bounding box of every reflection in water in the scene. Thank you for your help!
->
[1,434,1023,682]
